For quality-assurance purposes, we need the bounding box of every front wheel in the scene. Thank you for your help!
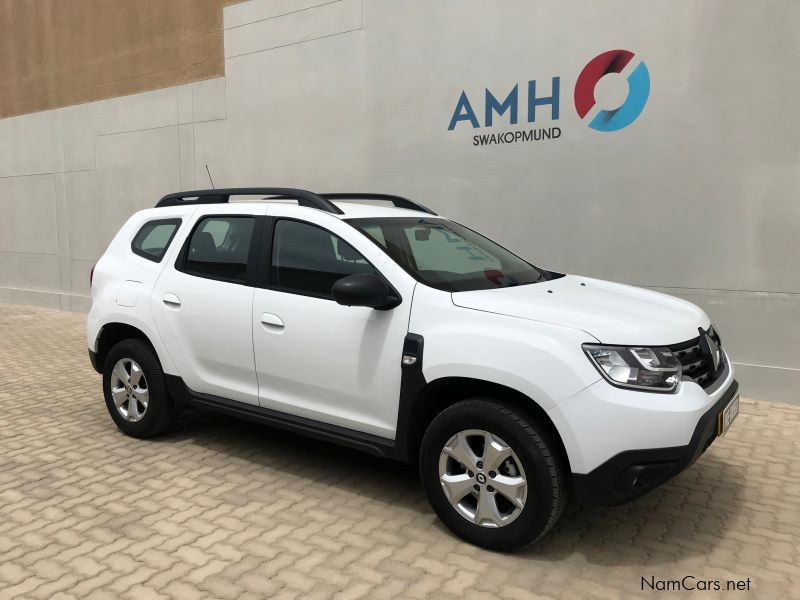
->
[419,399,566,551]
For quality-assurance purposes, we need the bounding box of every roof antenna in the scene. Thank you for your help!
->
[205,164,215,189]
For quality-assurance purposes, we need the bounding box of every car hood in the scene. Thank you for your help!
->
[451,275,709,345]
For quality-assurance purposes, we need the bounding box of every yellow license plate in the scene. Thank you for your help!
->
[717,393,739,436]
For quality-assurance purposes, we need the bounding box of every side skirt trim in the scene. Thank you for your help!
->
[165,375,397,459]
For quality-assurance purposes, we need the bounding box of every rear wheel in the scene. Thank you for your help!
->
[102,339,175,438]
[420,398,566,551]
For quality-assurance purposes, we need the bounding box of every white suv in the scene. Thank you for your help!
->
[87,188,739,550]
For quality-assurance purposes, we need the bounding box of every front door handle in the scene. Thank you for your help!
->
[162,293,181,307]
[260,313,284,328]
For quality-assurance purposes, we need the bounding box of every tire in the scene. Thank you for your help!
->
[102,338,175,438]
[419,398,566,551]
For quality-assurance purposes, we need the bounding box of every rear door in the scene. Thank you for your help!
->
[151,205,266,405]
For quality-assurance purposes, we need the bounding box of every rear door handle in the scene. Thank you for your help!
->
[260,312,284,328]
[162,293,181,307]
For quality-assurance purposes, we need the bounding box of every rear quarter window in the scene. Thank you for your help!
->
[131,218,181,262]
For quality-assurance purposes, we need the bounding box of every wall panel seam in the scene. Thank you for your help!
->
[226,27,363,60]
[224,0,345,30]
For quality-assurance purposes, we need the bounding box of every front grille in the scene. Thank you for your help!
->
[668,329,723,389]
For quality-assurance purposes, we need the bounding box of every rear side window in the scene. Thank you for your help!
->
[131,219,181,262]
[183,216,255,284]
[271,219,376,298]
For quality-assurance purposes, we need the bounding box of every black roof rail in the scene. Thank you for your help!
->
[321,193,437,215]
[155,187,345,215]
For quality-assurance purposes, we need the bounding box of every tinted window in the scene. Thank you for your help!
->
[349,217,553,292]
[403,226,502,274]
[184,216,255,284]
[271,219,375,298]
[131,219,181,262]
[359,223,386,247]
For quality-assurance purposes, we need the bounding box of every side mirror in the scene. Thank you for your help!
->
[332,274,399,310]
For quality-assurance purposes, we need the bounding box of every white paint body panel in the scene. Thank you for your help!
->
[87,207,191,376]
[452,275,711,346]
[409,283,603,413]
[252,204,417,438]
[88,201,735,474]
[550,355,735,473]
[115,280,141,308]
[150,204,266,405]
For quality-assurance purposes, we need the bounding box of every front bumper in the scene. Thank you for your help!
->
[572,379,739,505]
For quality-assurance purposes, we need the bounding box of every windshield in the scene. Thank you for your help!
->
[348,217,552,292]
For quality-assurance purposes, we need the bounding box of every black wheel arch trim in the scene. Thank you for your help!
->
[393,334,569,467]
[391,333,427,461]
[92,322,163,375]
[88,348,101,374]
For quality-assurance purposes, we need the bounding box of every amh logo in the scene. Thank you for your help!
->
[447,79,560,131]
[574,50,650,132]
[447,49,650,136]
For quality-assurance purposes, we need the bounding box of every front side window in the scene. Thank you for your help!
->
[271,219,376,298]
[349,217,552,292]
[131,218,181,262]
[183,216,255,284]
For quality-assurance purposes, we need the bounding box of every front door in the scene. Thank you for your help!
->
[252,217,413,438]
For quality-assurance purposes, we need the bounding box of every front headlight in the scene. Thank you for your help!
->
[583,344,682,393]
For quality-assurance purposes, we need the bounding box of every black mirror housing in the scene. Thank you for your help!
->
[332,274,399,310]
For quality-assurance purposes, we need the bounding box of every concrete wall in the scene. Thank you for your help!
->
[1,0,798,403]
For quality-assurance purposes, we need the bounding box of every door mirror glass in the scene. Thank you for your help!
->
[332,273,398,310]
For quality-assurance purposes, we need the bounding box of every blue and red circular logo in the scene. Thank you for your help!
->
[574,50,650,132]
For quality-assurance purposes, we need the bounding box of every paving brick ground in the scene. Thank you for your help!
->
[1,303,799,599]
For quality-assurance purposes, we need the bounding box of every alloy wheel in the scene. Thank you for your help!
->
[109,358,149,422]
[438,429,528,528]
